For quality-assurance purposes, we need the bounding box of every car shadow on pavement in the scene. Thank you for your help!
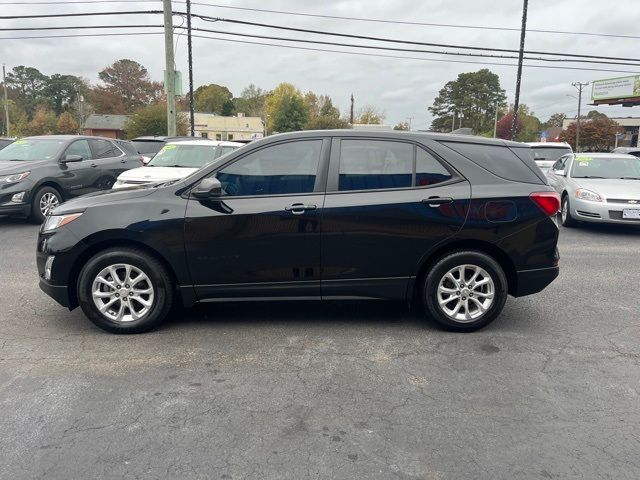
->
[563,223,640,236]
[0,215,34,226]
[162,300,431,332]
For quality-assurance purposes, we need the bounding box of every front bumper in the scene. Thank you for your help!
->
[39,277,71,308]
[513,265,559,297]
[571,197,640,225]
[0,202,30,216]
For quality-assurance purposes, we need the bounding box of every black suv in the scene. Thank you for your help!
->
[0,135,141,222]
[37,131,560,333]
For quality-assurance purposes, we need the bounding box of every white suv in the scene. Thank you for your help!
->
[526,142,573,171]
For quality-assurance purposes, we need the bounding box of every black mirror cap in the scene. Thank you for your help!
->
[192,177,223,199]
[62,154,83,163]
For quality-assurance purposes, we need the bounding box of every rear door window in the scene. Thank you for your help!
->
[442,142,543,184]
[90,139,123,159]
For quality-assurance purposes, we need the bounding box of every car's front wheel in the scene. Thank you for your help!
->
[560,195,578,227]
[423,251,508,332]
[31,186,62,223]
[77,248,174,333]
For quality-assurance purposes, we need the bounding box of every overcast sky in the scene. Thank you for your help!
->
[1,0,639,128]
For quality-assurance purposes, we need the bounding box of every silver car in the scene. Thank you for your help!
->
[546,152,640,227]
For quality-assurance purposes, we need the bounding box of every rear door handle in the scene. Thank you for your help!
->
[422,196,453,207]
[285,203,317,215]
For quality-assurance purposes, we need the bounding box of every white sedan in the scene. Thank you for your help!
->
[113,139,243,189]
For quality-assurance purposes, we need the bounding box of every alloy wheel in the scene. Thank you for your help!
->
[39,192,60,216]
[561,198,568,223]
[436,264,495,323]
[91,263,155,322]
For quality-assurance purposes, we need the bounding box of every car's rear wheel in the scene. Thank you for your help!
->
[423,251,508,332]
[77,248,174,334]
[560,195,578,227]
[31,186,61,223]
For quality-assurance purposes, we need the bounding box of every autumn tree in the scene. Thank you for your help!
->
[266,83,305,132]
[28,107,57,135]
[394,121,410,131]
[561,117,622,152]
[124,103,188,138]
[56,111,79,134]
[305,96,349,130]
[194,84,233,115]
[93,59,163,114]
[545,112,567,128]
[355,105,385,124]
[496,112,522,140]
[429,69,507,134]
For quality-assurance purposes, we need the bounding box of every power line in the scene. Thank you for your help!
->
[3,9,640,64]
[0,24,163,31]
[2,0,638,40]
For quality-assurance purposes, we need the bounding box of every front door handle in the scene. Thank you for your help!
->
[90,163,98,168]
[285,203,317,215]
[422,196,453,207]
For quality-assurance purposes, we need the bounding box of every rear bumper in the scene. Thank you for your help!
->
[513,265,559,297]
[39,277,71,308]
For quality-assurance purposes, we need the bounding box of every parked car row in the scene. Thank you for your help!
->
[0,135,244,222]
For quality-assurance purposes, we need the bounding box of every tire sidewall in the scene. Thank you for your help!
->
[77,249,172,333]
[31,186,61,224]
[561,195,576,227]
[424,251,508,332]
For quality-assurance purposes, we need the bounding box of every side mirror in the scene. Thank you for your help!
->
[192,177,223,199]
[62,154,83,163]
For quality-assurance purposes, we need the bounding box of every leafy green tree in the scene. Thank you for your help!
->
[586,110,607,119]
[56,111,79,134]
[265,83,301,132]
[545,112,567,128]
[194,84,233,115]
[428,69,507,133]
[124,103,188,138]
[305,96,349,130]
[272,95,308,133]
[5,66,48,115]
[44,74,87,116]
[94,59,163,114]
[233,84,266,117]
[221,99,236,116]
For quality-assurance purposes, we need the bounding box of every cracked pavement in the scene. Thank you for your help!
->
[0,216,639,479]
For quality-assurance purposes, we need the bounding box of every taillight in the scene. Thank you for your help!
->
[530,191,560,216]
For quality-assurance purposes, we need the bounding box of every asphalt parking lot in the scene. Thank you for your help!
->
[0,217,638,480]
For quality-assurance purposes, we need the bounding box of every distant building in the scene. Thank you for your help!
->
[562,116,640,147]
[82,114,129,139]
[189,113,264,141]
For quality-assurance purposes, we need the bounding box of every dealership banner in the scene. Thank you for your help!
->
[592,75,640,101]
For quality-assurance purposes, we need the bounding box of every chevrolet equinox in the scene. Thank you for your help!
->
[37,131,560,333]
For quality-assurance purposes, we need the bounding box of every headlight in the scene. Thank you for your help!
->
[0,171,30,184]
[42,212,83,232]
[575,189,602,202]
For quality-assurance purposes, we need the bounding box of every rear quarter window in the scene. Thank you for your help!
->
[441,142,544,184]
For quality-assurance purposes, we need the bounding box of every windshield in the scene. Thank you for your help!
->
[0,138,66,161]
[147,144,218,168]
[571,155,640,179]
[531,147,572,161]
[132,140,164,156]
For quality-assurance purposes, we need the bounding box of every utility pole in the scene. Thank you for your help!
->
[2,64,9,137]
[511,0,528,140]
[572,81,589,152]
[493,106,499,138]
[349,93,354,124]
[163,0,177,136]
[186,0,195,136]
[407,117,413,131]
[451,112,455,132]
[77,90,84,134]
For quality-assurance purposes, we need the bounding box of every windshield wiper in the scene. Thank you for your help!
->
[619,176,640,180]
[575,175,606,179]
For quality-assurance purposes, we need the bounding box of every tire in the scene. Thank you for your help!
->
[423,250,508,332]
[30,186,62,224]
[560,195,578,228]
[77,248,174,334]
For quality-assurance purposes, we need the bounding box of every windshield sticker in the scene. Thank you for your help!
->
[14,139,27,145]
[161,144,177,151]
[579,162,589,166]
[576,156,593,162]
